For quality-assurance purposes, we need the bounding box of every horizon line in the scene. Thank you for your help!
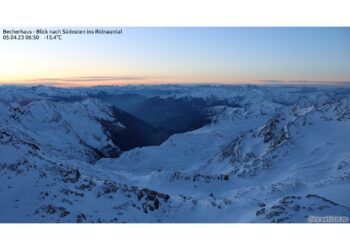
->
[1,80,350,88]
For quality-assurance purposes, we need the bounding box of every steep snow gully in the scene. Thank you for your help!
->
[0,84,350,222]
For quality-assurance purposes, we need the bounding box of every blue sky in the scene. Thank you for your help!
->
[1,27,349,86]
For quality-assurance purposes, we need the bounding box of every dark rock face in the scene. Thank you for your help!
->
[97,180,119,197]
[76,213,87,223]
[55,166,81,183]
[258,115,290,147]
[259,117,279,143]
[271,127,289,148]
[60,188,84,197]
[96,180,171,214]
[221,137,242,163]
[334,101,350,121]
[99,144,122,158]
[34,205,70,218]
[76,177,96,191]
[140,188,169,213]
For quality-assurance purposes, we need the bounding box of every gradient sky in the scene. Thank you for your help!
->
[1,27,350,86]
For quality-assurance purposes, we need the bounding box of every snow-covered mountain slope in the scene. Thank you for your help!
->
[0,84,350,222]
[0,91,121,162]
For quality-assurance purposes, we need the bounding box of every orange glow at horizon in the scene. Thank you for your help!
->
[1,76,348,88]
[0,75,274,87]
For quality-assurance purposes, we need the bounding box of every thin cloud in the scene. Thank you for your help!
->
[34,76,147,82]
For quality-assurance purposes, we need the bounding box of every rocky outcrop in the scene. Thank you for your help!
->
[255,195,350,223]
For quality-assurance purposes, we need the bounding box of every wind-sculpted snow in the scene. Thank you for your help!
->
[0,84,350,222]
